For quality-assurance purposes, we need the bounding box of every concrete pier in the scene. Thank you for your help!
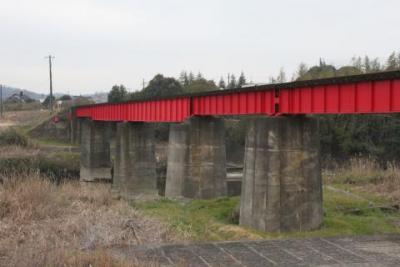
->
[112,122,129,194]
[165,116,227,199]
[70,107,80,144]
[240,116,323,232]
[113,122,157,199]
[79,119,112,182]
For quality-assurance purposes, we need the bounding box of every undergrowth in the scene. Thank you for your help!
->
[134,187,400,241]
[133,197,242,241]
[0,146,80,181]
[325,157,400,203]
[0,127,31,147]
[0,174,168,267]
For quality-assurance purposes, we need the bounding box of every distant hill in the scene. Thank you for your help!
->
[1,86,46,101]
[0,86,109,104]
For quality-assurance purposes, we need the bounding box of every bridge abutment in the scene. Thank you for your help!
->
[113,122,158,199]
[165,116,227,199]
[79,119,112,182]
[240,116,323,232]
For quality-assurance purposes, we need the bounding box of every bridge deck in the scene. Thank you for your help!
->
[76,71,400,122]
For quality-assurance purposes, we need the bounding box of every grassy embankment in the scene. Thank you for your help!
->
[1,109,75,147]
[0,128,80,180]
[135,158,400,242]
[0,122,166,266]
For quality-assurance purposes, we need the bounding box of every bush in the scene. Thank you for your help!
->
[38,153,80,182]
[327,157,400,185]
[0,148,80,182]
[0,128,30,147]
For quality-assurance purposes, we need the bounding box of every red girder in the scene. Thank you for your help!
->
[75,71,400,122]
[76,97,190,122]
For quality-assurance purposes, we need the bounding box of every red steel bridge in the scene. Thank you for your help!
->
[75,71,400,122]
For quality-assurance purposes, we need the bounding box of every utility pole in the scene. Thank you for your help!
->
[142,79,145,90]
[45,55,55,113]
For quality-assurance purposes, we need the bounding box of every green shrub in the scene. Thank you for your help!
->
[38,152,80,182]
[0,128,30,147]
[0,151,80,182]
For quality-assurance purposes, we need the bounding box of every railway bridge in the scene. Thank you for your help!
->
[72,70,400,232]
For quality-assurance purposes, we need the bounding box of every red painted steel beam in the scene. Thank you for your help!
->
[75,71,400,122]
[76,97,191,122]
[279,79,400,114]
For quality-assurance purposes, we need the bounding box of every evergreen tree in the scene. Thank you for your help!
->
[276,68,286,83]
[196,72,203,81]
[228,74,237,89]
[370,58,382,72]
[363,56,371,73]
[218,77,226,89]
[179,71,189,86]
[386,52,398,70]
[238,72,246,87]
[351,56,363,71]
[296,63,309,80]
[319,58,326,67]
[398,53,400,69]
[188,72,195,85]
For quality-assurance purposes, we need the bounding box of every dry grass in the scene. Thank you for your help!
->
[1,110,50,127]
[325,157,400,203]
[0,174,171,267]
[0,145,39,159]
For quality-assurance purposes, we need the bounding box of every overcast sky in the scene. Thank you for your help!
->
[0,0,399,95]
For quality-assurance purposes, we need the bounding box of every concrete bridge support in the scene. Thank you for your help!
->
[240,116,323,232]
[70,108,80,144]
[79,119,112,182]
[112,122,157,199]
[165,116,227,199]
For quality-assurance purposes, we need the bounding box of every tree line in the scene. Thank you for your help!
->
[109,51,400,103]
[107,71,249,103]
[107,51,400,164]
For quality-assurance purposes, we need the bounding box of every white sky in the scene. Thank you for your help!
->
[0,0,399,95]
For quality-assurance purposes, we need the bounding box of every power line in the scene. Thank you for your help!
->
[45,55,55,113]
